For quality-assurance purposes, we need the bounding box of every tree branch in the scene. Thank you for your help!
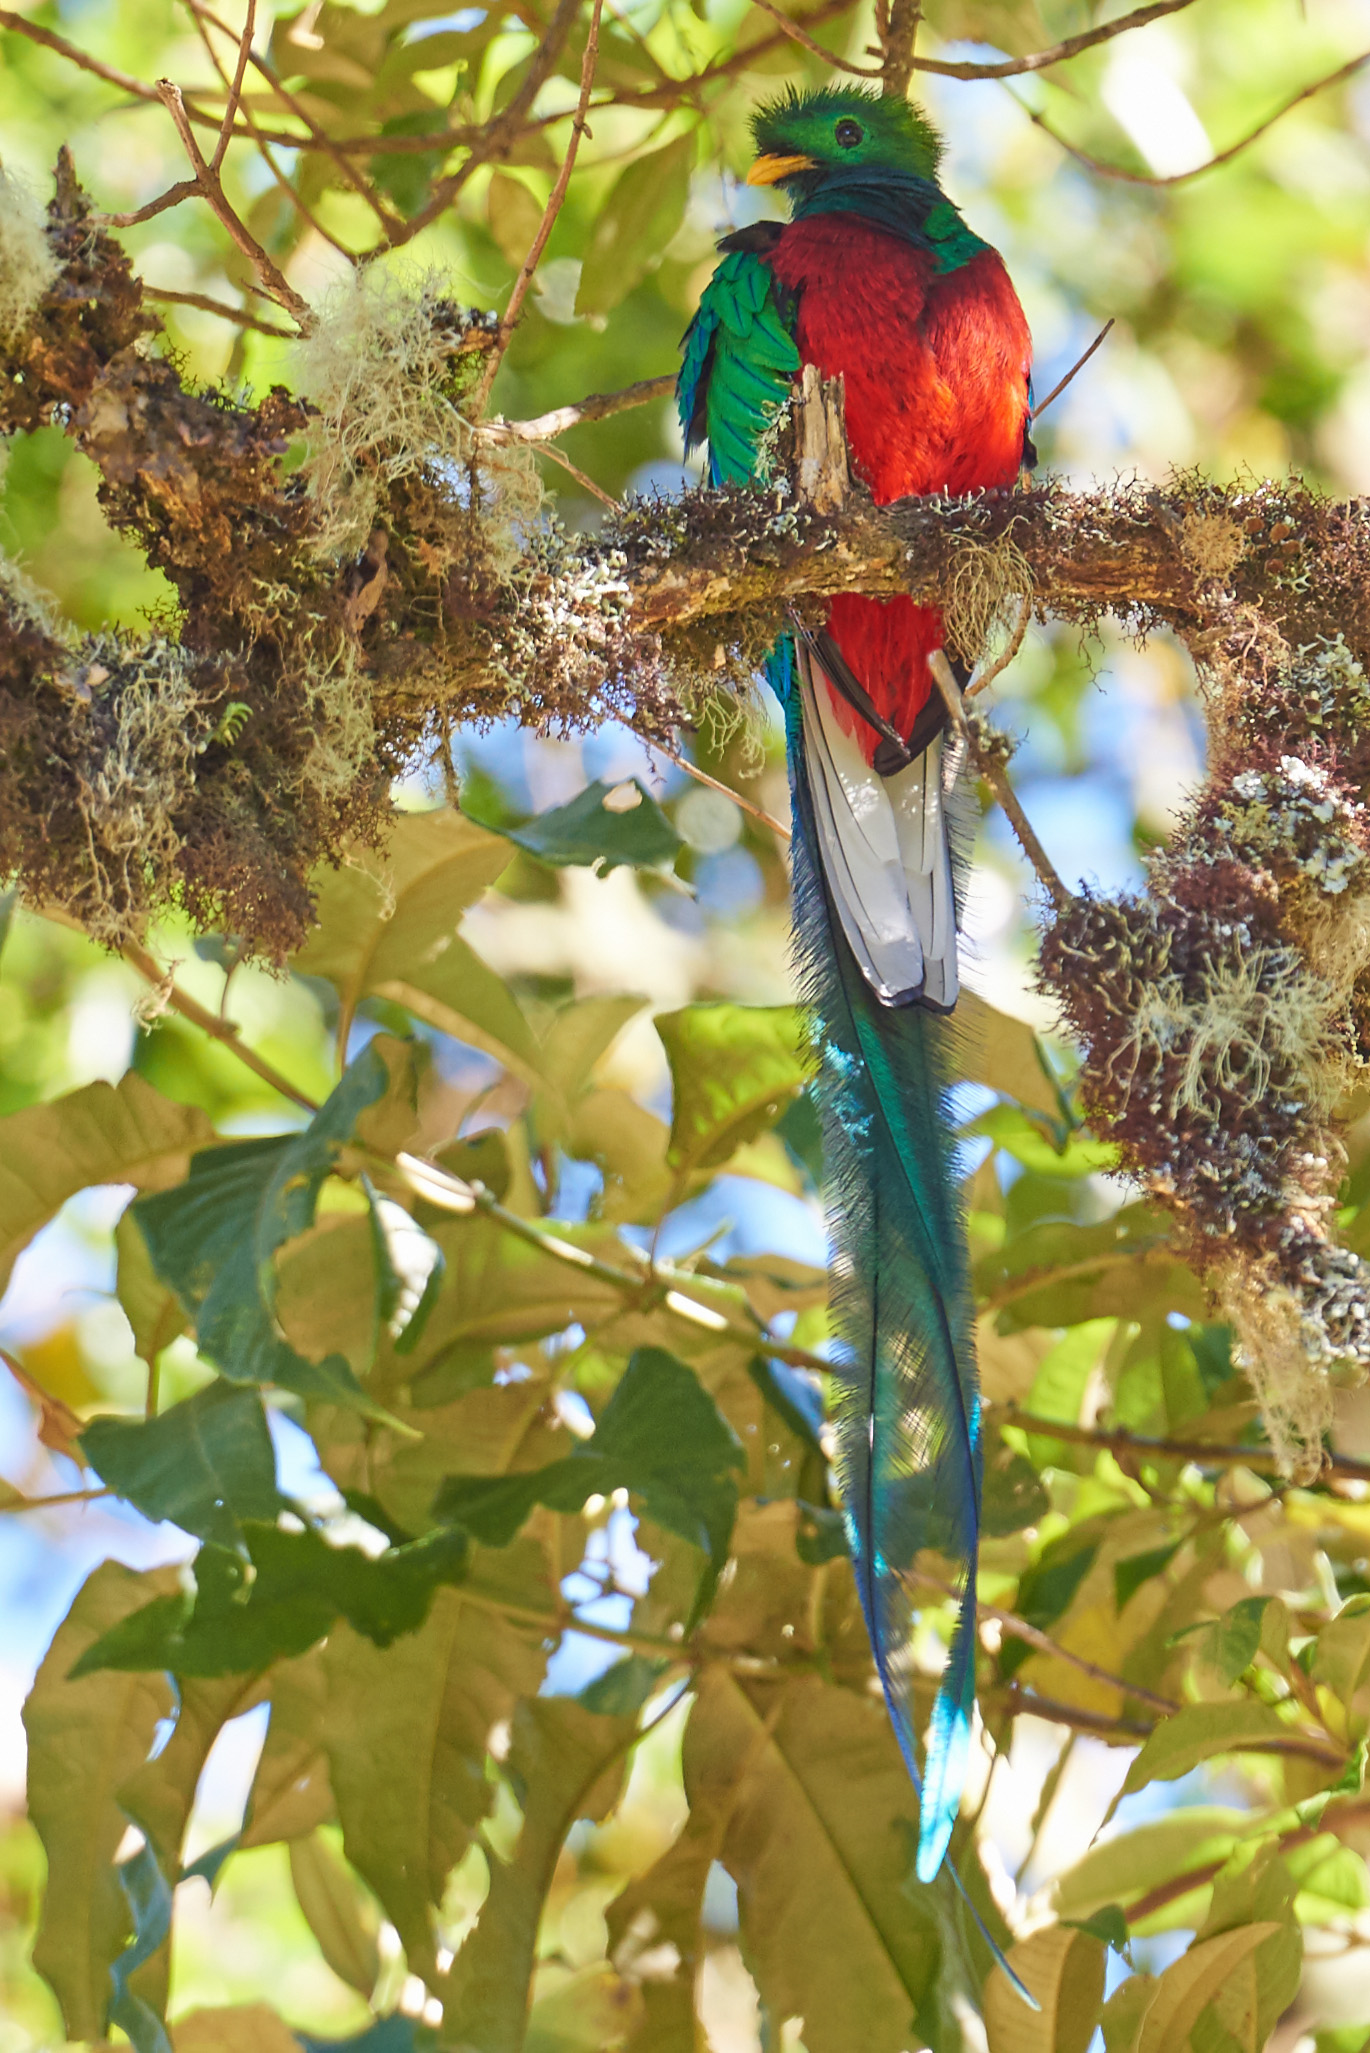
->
[911,0,1204,81]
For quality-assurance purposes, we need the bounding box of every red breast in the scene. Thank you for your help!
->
[768,213,1032,750]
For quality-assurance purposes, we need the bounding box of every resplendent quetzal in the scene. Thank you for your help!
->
[678,87,1033,1887]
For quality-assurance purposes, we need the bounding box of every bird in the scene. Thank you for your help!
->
[677,86,1033,1893]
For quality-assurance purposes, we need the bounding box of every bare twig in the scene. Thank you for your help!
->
[154,78,313,323]
[929,649,1072,909]
[95,181,202,230]
[470,0,607,418]
[389,0,584,250]
[142,285,295,335]
[966,592,1032,700]
[539,439,620,509]
[911,0,1203,82]
[912,1568,1179,1714]
[121,939,322,1113]
[210,0,254,172]
[997,1405,1370,1485]
[650,743,793,842]
[1018,48,1370,188]
[1031,319,1115,421]
[183,0,404,239]
[749,0,880,79]
[185,4,355,261]
[483,374,677,446]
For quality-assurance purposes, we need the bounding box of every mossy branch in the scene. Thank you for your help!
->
[7,162,1370,1468]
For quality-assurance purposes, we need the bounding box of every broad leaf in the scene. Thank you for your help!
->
[1135,1924,1288,2053]
[441,1698,638,2049]
[1116,1702,1306,1807]
[294,810,537,1072]
[656,1003,807,1175]
[985,1924,1105,2053]
[436,1346,744,1586]
[481,778,681,875]
[23,1562,177,2039]
[322,1585,548,1978]
[71,1521,468,1678]
[288,1830,381,2000]
[173,2009,301,2053]
[240,1651,334,1849]
[133,1038,411,1414]
[684,1669,943,2053]
[575,134,696,316]
[82,1381,281,1546]
[959,988,1070,1120]
[0,1073,210,1297]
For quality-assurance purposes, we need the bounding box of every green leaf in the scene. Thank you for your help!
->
[1115,1542,1183,1615]
[487,168,545,266]
[681,1669,940,2053]
[71,1521,468,1678]
[985,1924,1105,2053]
[23,1562,177,2039]
[294,810,536,1073]
[656,1002,807,1176]
[578,1653,670,1716]
[1135,1923,1288,2053]
[108,1840,174,2053]
[287,1831,381,2000]
[0,1072,211,1297]
[436,1347,744,1587]
[442,1698,638,2049]
[239,1650,333,1851]
[322,1586,548,1978]
[1312,1595,1370,1721]
[1116,1702,1305,1806]
[1002,1536,1100,1679]
[981,1431,1050,1537]
[481,779,681,876]
[958,989,1071,1120]
[1055,1810,1250,1924]
[115,1208,188,1368]
[133,1038,410,1417]
[1208,1596,1272,1687]
[575,133,695,316]
[81,1382,281,1546]
[970,1101,1120,1180]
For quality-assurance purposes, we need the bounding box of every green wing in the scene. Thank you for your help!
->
[678,238,800,486]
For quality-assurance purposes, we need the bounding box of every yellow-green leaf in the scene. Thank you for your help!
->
[656,1003,806,1176]
[287,1830,381,1999]
[24,1562,178,2039]
[0,1073,211,1297]
[986,1924,1106,2053]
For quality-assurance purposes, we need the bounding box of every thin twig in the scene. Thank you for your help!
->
[2,1487,114,1513]
[210,0,254,172]
[910,0,1202,81]
[539,439,619,509]
[912,1568,1179,1714]
[1031,319,1115,421]
[650,743,793,841]
[182,0,403,239]
[121,939,321,1113]
[1016,49,1370,188]
[96,182,202,230]
[966,592,1032,700]
[388,0,584,250]
[749,0,880,78]
[996,1405,1370,1485]
[470,0,607,418]
[929,650,1072,909]
[154,79,313,324]
[142,285,295,335]
[482,373,677,445]
[185,3,356,261]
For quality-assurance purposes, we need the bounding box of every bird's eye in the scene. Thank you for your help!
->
[834,118,863,148]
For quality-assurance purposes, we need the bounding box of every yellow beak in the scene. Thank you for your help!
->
[746,151,817,187]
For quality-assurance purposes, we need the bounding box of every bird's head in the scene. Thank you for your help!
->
[746,86,943,198]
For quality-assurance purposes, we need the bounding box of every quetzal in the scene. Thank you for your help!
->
[678,88,1033,1888]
